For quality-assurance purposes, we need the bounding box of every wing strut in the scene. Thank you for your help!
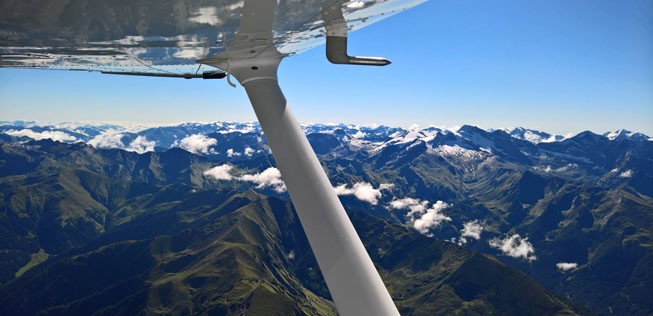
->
[230,57,399,316]
[201,1,399,315]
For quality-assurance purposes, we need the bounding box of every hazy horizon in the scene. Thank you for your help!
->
[2,0,652,137]
[1,118,651,138]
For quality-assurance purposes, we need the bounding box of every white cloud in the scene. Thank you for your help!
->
[389,197,426,212]
[332,184,352,195]
[126,136,155,154]
[379,183,395,190]
[202,165,285,192]
[204,164,234,180]
[619,169,633,178]
[461,220,484,240]
[178,134,217,155]
[5,129,77,142]
[389,198,451,236]
[239,167,286,193]
[455,220,484,245]
[88,132,125,149]
[226,148,241,157]
[218,125,257,134]
[173,48,206,59]
[226,147,255,157]
[556,262,578,272]
[411,201,451,236]
[489,234,537,262]
[189,7,221,26]
[334,182,393,205]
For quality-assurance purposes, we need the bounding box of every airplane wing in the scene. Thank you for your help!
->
[1,1,427,315]
[0,0,425,76]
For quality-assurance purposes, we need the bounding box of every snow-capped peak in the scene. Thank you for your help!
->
[508,127,565,144]
[603,129,651,142]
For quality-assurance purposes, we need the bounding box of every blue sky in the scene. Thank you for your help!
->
[1,0,651,135]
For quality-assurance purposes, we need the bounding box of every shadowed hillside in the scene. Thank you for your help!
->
[0,140,580,315]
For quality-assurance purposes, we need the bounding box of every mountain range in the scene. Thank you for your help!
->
[1,121,651,315]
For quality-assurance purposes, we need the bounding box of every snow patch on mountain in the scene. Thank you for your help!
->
[2,121,651,167]
[506,127,565,144]
[216,123,258,134]
[392,129,423,145]
[539,150,593,164]
[433,144,486,161]
[352,130,367,139]
[603,129,652,142]
[618,169,633,178]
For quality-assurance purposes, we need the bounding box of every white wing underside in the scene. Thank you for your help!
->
[0,0,425,76]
